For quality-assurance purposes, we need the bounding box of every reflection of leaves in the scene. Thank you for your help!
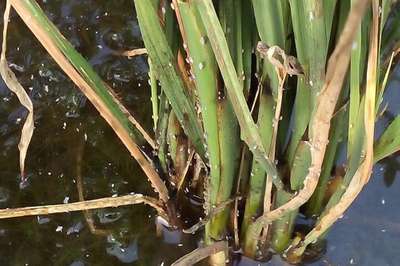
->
[379,155,400,187]
[96,209,123,224]
[106,237,138,263]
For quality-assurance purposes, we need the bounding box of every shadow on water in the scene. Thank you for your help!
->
[0,1,399,265]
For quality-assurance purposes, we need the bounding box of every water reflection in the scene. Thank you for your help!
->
[0,0,196,265]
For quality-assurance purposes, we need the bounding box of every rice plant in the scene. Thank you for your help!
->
[2,0,400,264]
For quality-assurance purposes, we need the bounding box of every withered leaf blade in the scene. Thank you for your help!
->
[0,1,34,179]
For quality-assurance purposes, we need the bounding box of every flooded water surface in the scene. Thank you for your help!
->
[0,1,399,265]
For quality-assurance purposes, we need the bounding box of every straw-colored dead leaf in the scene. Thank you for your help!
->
[0,1,34,179]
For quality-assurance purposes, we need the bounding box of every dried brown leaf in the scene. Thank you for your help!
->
[0,1,34,179]
[171,241,228,266]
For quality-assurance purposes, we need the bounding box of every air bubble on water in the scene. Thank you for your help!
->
[9,63,24,72]
[63,196,70,204]
[37,216,50,225]
[66,221,83,235]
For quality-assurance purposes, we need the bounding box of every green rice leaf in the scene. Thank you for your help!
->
[195,0,281,187]
[374,115,400,163]
[135,0,206,158]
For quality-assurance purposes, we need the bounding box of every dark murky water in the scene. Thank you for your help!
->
[0,1,399,265]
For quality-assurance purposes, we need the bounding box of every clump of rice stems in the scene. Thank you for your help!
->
[2,0,400,265]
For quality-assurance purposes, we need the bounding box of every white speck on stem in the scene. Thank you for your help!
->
[309,11,314,21]
[352,41,358,50]
[200,36,207,45]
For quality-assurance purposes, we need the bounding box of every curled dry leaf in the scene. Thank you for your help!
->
[0,1,34,179]
[256,42,304,76]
